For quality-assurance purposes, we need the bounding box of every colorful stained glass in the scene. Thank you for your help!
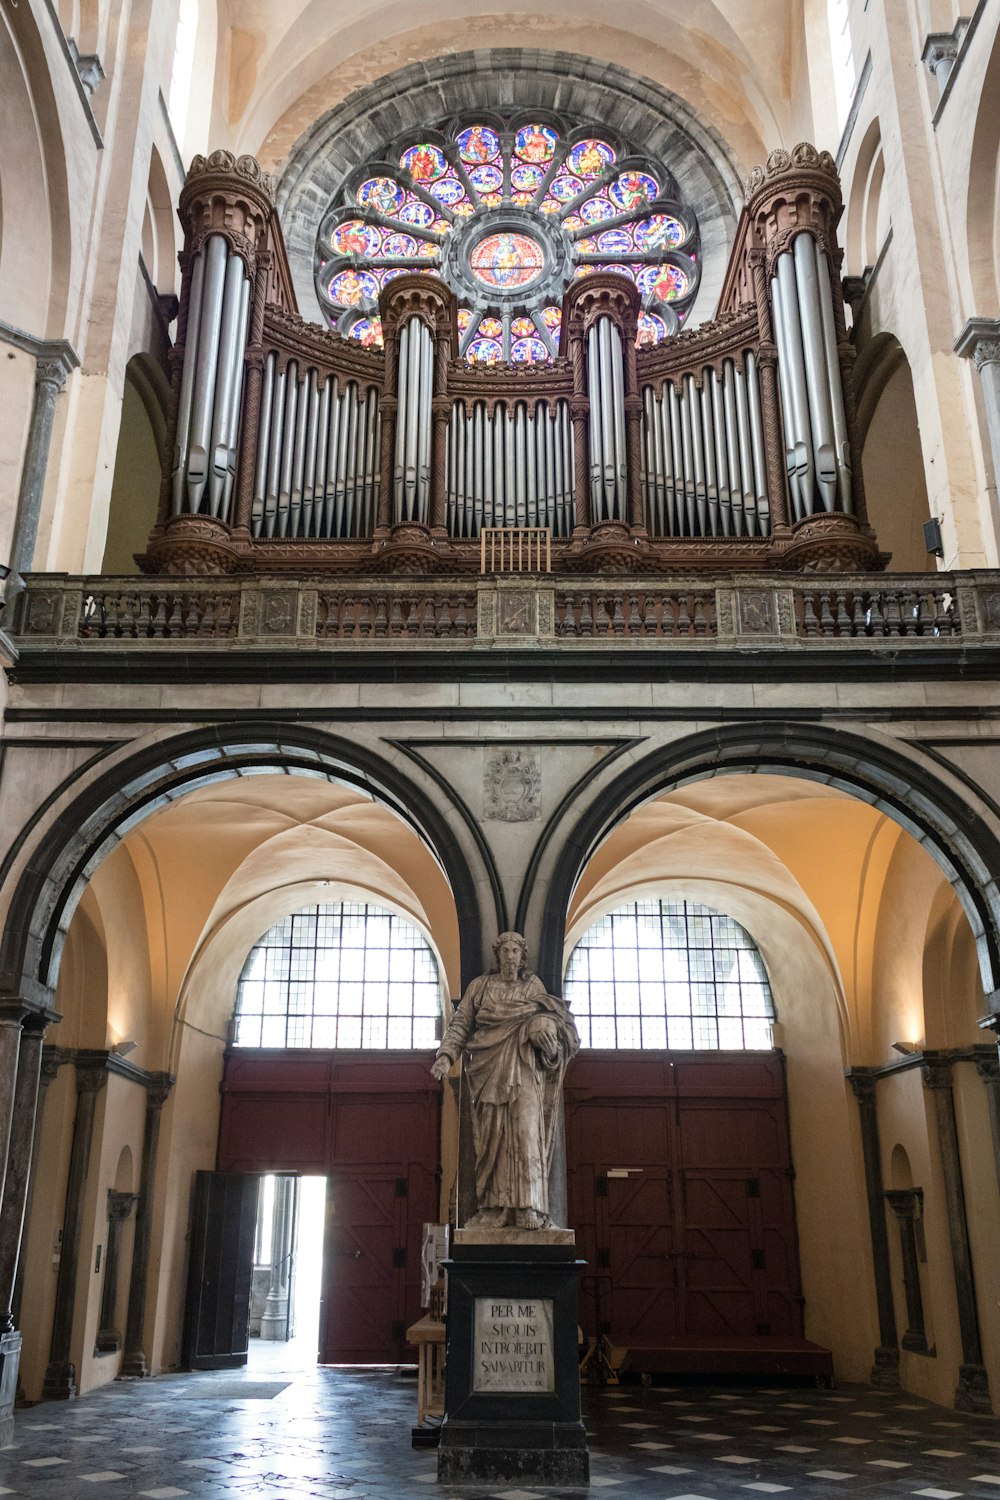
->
[562,213,585,231]
[636,311,668,347]
[381,232,419,258]
[416,240,439,258]
[597,226,634,254]
[511,316,537,337]
[430,175,469,208]
[329,268,379,305]
[376,267,408,286]
[512,192,536,208]
[398,200,446,231]
[399,143,447,182]
[467,337,504,364]
[541,306,562,349]
[457,125,500,163]
[511,336,549,363]
[457,308,473,333]
[609,170,659,211]
[468,163,503,195]
[539,196,564,215]
[477,315,504,339]
[479,192,503,209]
[634,214,686,251]
[567,138,615,179]
[469,231,544,289]
[548,171,585,204]
[579,195,616,224]
[638,262,690,301]
[573,261,634,280]
[330,220,382,257]
[514,122,558,163]
[574,235,600,254]
[511,163,545,194]
[356,177,405,215]
[349,316,384,348]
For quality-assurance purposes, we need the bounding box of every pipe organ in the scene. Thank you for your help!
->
[251,361,381,539]
[640,355,770,538]
[446,400,575,537]
[147,143,880,576]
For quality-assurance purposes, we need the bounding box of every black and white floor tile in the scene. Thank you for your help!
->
[0,1346,998,1499]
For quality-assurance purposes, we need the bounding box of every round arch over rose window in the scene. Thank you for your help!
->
[316,111,701,361]
[564,898,775,1049]
[233,900,444,1049]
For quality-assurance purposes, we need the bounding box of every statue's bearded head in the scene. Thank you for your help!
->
[494,930,528,981]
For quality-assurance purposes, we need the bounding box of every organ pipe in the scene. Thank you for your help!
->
[770,231,853,517]
[588,316,628,521]
[249,367,382,539]
[393,318,433,523]
[444,400,576,536]
[639,359,773,538]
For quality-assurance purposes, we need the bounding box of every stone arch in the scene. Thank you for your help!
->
[845,115,886,276]
[531,722,1000,1006]
[0,0,73,339]
[854,332,935,570]
[142,146,177,293]
[275,49,744,323]
[965,22,1000,317]
[0,724,497,1010]
[102,353,169,573]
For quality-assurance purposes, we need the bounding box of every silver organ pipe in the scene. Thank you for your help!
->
[176,234,247,517]
[792,231,837,510]
[586,316,628,522]
[207,250,248,520]
[816,244,854,512]
[445,399,576,536]
[249,367,381,539]
[770,270,802,521]
[639,359,773,538]
[171,247,205,515]
[774,249,815,515]
[392,316,434,523]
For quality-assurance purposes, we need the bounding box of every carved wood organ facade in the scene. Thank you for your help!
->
[145,143,882,578]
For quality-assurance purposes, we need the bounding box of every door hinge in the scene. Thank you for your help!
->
[392,1247,407,1268]
[752,1248,766,1270]
[395,1177,408,1197]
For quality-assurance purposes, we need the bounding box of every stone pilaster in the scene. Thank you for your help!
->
[847,1070,899,1387]
[885,1189,928,1353]
[921,1054,992,1413]
[120,1076,173,1377]
[260,1176,297,1340]
[95,1190,138,1354]
[955,320,1000,515]
[41,1062,107,1400]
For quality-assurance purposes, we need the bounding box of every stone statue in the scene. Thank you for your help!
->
[431,931,580,1230]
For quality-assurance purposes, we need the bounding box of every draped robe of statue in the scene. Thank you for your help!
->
[437,965,579,1224]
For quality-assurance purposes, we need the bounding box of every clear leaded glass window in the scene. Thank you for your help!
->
[316,111,701,360]
[564,899,774,1050]
[233,901,442,1049]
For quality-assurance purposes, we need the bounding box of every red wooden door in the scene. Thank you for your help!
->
[565,1051,802,1355]
[217,1050,440,1364]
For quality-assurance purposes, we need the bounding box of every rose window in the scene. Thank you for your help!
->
[315,111,701,363]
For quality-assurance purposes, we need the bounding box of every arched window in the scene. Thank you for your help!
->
[316,110,701,358]
[233,901,443,1049]
[564,898,774,1050]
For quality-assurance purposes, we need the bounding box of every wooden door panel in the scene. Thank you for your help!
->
[606,1172,678,1342]
[322,1174,399,1361]
[182,1170,259,1370]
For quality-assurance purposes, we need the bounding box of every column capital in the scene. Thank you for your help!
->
[107,1190,139,1223]
[847,1067,878,1103]
[0,320,80,385]
[955,318,1000,370]
[921,1052,954,1091]
[885,1187,923,1220]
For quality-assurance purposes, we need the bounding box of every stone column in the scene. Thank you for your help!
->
[847,1071,899,1387]
[260,1175,296,1340]
[0,1017,50,1330]
[922,32,960,93]
[11,1048,65,1334]
[955,321,1000,511]
[972,1043,1000,1200]
[42,1061,107,1400]
[0,325,79,602]
[885,1189,928,1353]
[0,1010,25,1225]
[120,1076,172,1377]
[95,1191,138,1353]
[921,1055,992,1413]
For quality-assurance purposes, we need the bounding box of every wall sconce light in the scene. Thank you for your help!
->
[111,1039,138,1057]
[892,1040,918,1056]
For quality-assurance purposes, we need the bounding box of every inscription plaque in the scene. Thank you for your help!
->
[473,1296,555,1393]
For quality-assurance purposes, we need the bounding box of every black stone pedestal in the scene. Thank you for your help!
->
[437,1241,589,1487]
[0,1331,22,1446]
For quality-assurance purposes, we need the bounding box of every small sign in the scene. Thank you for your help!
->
[473,1297,555,1393]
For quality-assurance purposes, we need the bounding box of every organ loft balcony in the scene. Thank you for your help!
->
[9,142,1000,668]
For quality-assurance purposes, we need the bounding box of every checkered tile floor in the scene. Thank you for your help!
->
[2,1350,998,1498]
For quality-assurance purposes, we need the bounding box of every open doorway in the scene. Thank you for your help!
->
[248,1174,326,1373]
